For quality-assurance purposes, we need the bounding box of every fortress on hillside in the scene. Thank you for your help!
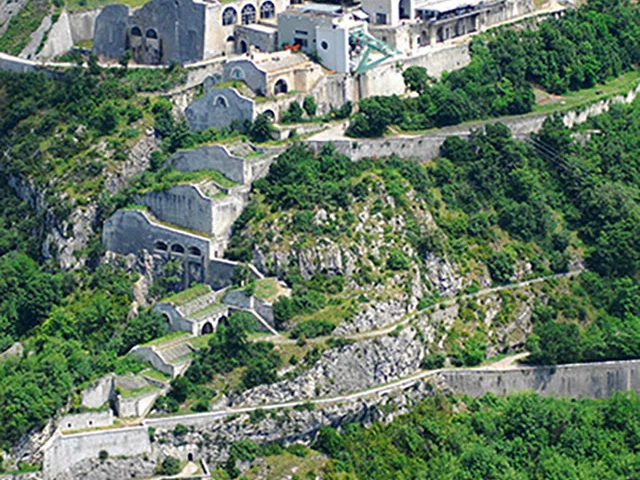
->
[92,0,532,67]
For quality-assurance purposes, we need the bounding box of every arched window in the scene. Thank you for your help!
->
[231,67,244,79]
[131,26,142,36]
[154,241,168,251]
[260,1,275,19]
[189,246,202,256]
[171,243,185,254]
[145,28,158,39]
[215,96,228,108]
[201,322,213,335]
[263,109,275,121]
[241,4,256,25]
[274,78,288,95]
[222,7,237,25]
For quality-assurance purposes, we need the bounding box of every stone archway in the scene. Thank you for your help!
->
[219,316,229,327]
[201,322,214,335]
[240,40,248,53]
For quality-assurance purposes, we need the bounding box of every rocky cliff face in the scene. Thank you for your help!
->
[4,130,157,270]
[231,329,424,407]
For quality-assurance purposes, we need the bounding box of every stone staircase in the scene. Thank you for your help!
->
[156,341,194,369]
[175,288,219,317]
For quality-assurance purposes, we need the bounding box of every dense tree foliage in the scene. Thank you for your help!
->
[184,312,282,392]
[313,392,640,479]
[347,0,640,136]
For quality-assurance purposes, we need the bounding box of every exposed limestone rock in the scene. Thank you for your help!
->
[333,300,406,335]
[0,341,24,360]
[423,252,462,297]
[43,203,96,270]
[104,129,158,194]
[231,329,424,406]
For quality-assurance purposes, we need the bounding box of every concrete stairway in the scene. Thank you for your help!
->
[157,342,194,366]
[176,289,219,317]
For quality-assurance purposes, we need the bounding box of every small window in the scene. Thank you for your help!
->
[131,26,142,36]
[320,41,329,50]
[155,241,168,251]
[294,29,308,35]
[189,246,202,256]
[260,1,275,19]
[145,28,158,39]
[215,96,228,108]
[222,7,237,25]
[89,421,93,426]
[241,4,256,25]
[171,244,185,254]
[67,423,72,428]
[375,13,387,24]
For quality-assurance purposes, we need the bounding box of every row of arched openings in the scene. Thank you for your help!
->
[222,1,275,26]
[131,26,158,39]
[154,241,202,257]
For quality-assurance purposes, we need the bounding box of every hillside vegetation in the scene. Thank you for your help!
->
[347,0,640,136]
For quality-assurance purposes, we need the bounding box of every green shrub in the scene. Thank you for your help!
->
[290,319,335,339]
[159,457,181,475]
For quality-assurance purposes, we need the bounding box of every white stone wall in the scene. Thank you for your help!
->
[81,375,114,409]
[43,427,151,479]
[59,411,113,432]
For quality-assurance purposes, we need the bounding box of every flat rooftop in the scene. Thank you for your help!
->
[414,0,482,12]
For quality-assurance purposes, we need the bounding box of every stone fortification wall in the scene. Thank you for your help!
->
[310,79,640,162]
[115,389,160,418]
[129,345,177,378]
[440,359,640,399]
[222,289,252,309]
[43,427,151,480]
[36,11,74,61]
[207,258,241,290]
[211,193,247,240]
[102,209,211,260]
[170,144,247,184]
[186,87,254,130]
[81,375,114,409]
[59,411,113,432]
[68,9,100,43]
[141,185,215,236]
[358,43,471,98]
[92,5,129,60]
[0,53,37,73]
[254,297,274,324]
[153,302,195,334]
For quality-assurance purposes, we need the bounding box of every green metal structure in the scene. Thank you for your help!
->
[349,29,400,74]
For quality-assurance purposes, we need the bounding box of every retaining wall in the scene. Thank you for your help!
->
[42,427,151,480]
[170,145,248,184]
[59,411,113,432]
[309,80,640,162]
[440,359,640,399]
[116,389,161,418]
[81,375,114,409]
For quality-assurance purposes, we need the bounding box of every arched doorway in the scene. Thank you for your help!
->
[187,453,194,462]
[240,40,248,53]
[274,79,288,95]
[219,316,229,327]
[201,322,213,335]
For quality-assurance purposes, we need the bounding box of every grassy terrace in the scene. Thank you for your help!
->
[66,0,149,13]
[118,384,160,399]
[532,70,640,114]
[142,169,239,193]
[162,283,211,306]
[252,277,280,302]
[191,302,225,320]
[141,368,172,382]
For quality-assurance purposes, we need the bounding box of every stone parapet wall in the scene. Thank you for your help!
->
[43,427,151,480]
[169,144,248,184]
[439,359,640,399]
[81,375,114,409]
[59,411,113,432]
[309,79,640,162]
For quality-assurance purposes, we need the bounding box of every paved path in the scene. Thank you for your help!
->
[262,270,583,346]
